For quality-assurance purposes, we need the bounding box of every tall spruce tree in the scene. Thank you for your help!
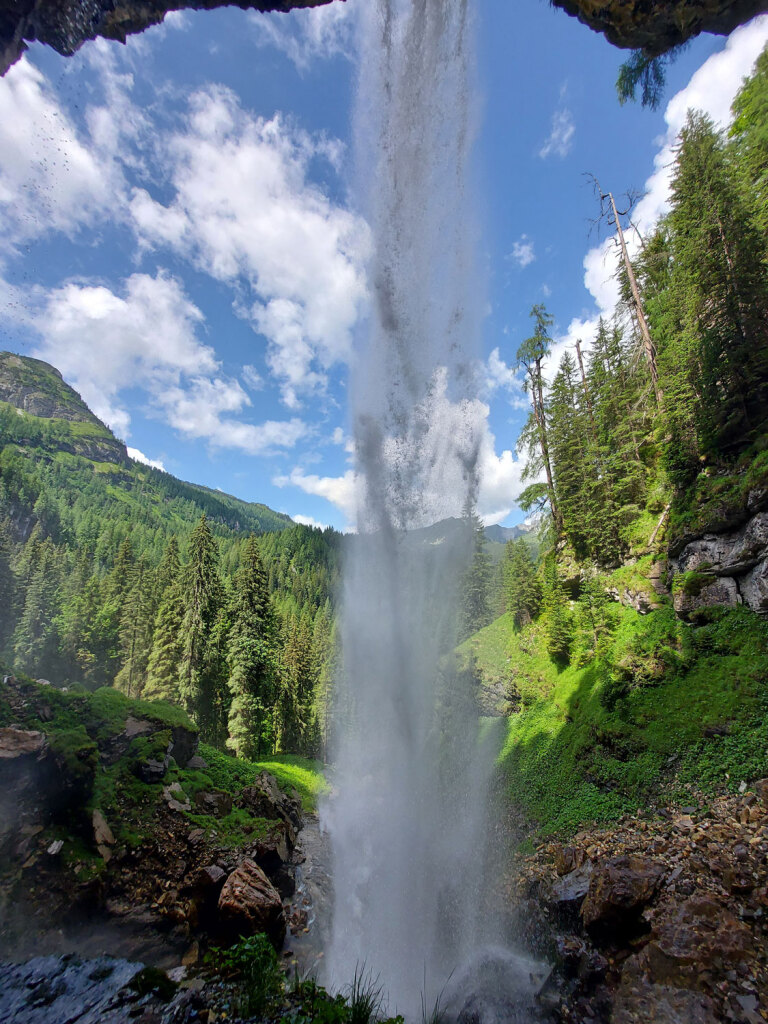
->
[459,500,492,641]
[226,535,276,759]
[668,110,768,454]
[178,514,224,736]
[503,538,541,628]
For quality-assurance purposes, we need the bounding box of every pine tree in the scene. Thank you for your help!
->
[13,539,62,678]
[226,536,277,759]
[0,520,17,654]
[668,110,768,454]
[730,43,768,237]
[276,616,319,756]
[178,514,224,736]
[459,500,492,641]
[144,581,185,703]
[115,555,156,698]
[516,304,563,532]
[541,557,572,664]
[503,538,540,628]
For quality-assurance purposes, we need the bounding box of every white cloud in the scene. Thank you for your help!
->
[292,513,330,530]
[274,467,359,524]
[249,2,355,69]
[130,88,370,408]
[539,107,575,159]
[127,446,166,471]
[508,235,536,268]
[242,364,264,391]
[0,58,118,251]
[579,16,768,331]
[10,270,306,455]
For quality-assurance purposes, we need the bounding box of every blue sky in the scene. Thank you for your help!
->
[1,2,766,531]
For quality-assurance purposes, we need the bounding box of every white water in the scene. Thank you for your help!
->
[322,0,512,1016]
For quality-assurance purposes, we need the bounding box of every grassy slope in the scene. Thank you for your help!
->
[465,604,768,838]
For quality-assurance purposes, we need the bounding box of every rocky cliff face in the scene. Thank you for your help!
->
[2,0,765,77]
[0,0,333,75]
[670,505,768,617]
[552,0,768,56]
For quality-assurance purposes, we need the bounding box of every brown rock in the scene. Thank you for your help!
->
[611,977,719,1024]
[638,896,751,988]
[582,855,665,930]
[217,858,285,946]
[554,844,587,876]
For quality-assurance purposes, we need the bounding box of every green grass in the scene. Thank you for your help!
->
[495,603,768,837]
[196,744,328,812]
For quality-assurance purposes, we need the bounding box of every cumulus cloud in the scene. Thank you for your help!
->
[274,467,359,524]
[0,58,117,251]
[539,107,575,159]
[127,446,166,471]
[11,270,306,454]
[508,235,535,268]
[292,513,331,530]
[130,87,370,408]
[249,2,355,69]
[577,16,768,342]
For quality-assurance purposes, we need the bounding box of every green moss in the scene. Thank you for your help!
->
[669,444,768,542]
[184,807,271,847]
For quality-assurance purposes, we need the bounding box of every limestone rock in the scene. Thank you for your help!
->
[581,855,665,930]
[673,575,740,620]
[216,858,286,946]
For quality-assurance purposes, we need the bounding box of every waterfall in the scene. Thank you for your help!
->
[321,0,507,1015]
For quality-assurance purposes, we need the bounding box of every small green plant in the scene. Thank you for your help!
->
[345,965,385,1024]
[206,934,284,1017]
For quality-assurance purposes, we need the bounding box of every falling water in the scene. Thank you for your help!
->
[323,1,539,1018]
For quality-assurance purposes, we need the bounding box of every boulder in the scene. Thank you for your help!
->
[194,790,232,817]
[581,855,665,931]
[216,858,285,947]
[236,771,302,831]
[635,896,752,988]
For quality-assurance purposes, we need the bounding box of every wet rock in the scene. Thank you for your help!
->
[636,896,751,987]
[217,858,286,947]
[581,855,665,931]
[185,754,207,770]
[169,725,198,768]
[611,978,719,1024]
[0,954,201,1023]
[0,726,46,759]
[136,756,170,784]
[163,782,191,813]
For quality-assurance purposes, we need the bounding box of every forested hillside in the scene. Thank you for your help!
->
[0,353,342,758]
[470,43,768,837]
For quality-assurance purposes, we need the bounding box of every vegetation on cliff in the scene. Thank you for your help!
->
[465,44,768,839]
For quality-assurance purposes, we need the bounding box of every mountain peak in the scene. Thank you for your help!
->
[0,351,104,428]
